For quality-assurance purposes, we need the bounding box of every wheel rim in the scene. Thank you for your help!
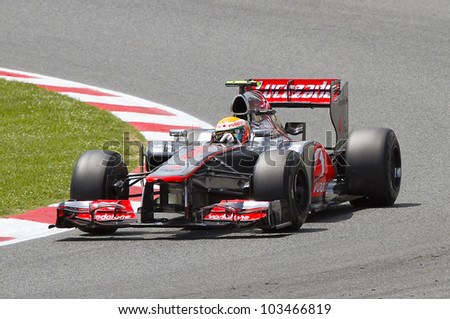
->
[390,145,401,190]
[293,171,307,211]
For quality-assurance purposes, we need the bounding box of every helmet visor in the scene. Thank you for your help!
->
[215,126,246,143]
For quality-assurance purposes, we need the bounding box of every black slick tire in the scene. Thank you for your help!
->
[70,150,129,234]
[346,128,401,206]
[252,150,309,231]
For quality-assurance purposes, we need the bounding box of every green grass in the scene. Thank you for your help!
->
[0,79,146,216]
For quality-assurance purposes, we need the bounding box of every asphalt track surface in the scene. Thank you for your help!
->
[1,0,449,298]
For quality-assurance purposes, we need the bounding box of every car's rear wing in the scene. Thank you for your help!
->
[226,78,349,148]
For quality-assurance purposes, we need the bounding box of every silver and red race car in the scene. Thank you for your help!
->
[52,78,402,234]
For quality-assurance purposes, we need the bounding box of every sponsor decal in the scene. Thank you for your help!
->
[312,145,335,196]
[206,213,251,221]
[204,211,266,222]
[94,212,134,221]
[256,81,332,100]
[75,212,135,222]
[313,182,328,194]
[205,200,268,222]
[217,119,246,130]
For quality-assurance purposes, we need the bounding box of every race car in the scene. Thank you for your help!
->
[51,78,402,234]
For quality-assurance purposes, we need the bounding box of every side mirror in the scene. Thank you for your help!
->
[285,122,306,140]
[169,129,188,138]
[253,129,273,137]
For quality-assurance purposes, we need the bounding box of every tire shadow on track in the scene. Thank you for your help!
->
[306,204,358,223]
[388,203,421,208]
[55,226,329,242]
[57,230,292,242]
[306,202,421,224]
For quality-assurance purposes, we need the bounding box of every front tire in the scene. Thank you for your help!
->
[70,150,129,235]
[252,150,309,231]
[346,128,401,206]
[70,150,129,200]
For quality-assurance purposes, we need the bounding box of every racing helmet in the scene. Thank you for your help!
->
[213,116,250,144]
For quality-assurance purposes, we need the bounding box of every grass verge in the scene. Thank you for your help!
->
[0,79,146,216]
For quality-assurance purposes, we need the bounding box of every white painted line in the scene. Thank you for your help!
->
[0,219,71,247]
[111,111,202,126]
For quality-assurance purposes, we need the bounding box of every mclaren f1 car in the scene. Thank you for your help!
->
[51,78,402,234]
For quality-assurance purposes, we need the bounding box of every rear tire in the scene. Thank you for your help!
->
[70,150,129,235]
[252,150,309,231]
[346,128,401,206]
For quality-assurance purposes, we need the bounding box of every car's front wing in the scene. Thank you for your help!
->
[50,199,292,231]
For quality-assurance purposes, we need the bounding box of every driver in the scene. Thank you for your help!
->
[212,116,250,144]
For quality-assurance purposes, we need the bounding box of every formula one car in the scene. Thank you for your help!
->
[52,78,402,234]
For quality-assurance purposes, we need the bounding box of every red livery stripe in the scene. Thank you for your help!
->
[36,84,117,97]
[86,102,174,116]
[129,122,200,132]
[0,237,15,242]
